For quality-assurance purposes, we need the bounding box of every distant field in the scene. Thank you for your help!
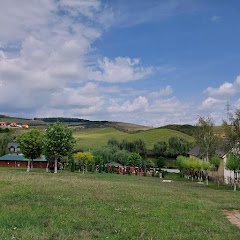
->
[0,169,239,239]
[74,127,194,151]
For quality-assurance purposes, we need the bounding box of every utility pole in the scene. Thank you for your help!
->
[225,101,231,124]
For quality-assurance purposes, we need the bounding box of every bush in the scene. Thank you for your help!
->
[156,157,166,168]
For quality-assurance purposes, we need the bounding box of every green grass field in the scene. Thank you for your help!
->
[73,127,194,151]
[0,169,239,239]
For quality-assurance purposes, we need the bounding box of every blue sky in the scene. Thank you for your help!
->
[0,0,240,126]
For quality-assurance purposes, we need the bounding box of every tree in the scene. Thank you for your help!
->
[73,152,94,173]
[112,149,129,166]
[210,156,221,187]
[195,116,218,185]
[167,137,191,157]
[133,139,147,157]
[17,129,44,172]
[44,123,75,173]
[127,153,142,167]
[226,153,240,191]
[156,156,166,169]
[0,132,13,156]
[153,141,168,157]
[107,138,120,148]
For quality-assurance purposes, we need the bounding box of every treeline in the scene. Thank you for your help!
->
[0,132,13,156]
[153,137,192,158]
[159,124,197,136]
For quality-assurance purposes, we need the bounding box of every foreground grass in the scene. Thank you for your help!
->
[73,127,194,151]
[0,170,240,240]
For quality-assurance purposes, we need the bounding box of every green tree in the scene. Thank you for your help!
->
[167,137,191,157]
[210,156,221,187]
[112,149,129,165]
[73,152,94,173]
[226,153,240,191]
[195,116,218,185]
[0,132,13,156]
[127,152,142,167]
[156,156,166,169]
[153,141,168,157]
[17,129,44,172]
[44,123,75,173]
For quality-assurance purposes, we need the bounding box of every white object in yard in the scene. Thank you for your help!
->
[162,180,172,183]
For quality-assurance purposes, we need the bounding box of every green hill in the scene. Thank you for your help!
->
[159,124,197,136]
[0,115,150,131]
[74,127,194,151]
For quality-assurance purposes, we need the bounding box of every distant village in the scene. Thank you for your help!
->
[0,121,29,129]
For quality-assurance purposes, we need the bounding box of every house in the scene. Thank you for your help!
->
[9,122,22,128]
[0,122,7,127]
[7,142,21,154]
[0,154,48,168]
[188,145,234,184]
[0,142,47,168]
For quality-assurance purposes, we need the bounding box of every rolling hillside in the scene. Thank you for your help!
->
[73,127,194,151]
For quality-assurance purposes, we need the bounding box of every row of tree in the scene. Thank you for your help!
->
[153,137,192,158]
[17,123,75,173]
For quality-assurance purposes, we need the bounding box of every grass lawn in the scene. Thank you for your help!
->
[0,169,240,240]
[73,127,194,151]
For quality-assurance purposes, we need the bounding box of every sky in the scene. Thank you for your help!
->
[0,0,240,126]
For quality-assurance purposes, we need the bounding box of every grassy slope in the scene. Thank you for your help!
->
[0,170,239,240]
[74,127,194,151]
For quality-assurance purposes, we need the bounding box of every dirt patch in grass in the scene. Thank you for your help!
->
[223,210,240,229]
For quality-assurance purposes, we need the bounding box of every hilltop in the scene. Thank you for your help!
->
[0,115,150,132]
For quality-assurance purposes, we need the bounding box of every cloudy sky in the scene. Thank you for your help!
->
[0,0,240,126]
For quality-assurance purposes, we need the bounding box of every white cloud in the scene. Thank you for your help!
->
[205,75,240,97]
[90,57,154,83]
[108,96,149,113]
[150,86,173,98]
[200,97,225,110]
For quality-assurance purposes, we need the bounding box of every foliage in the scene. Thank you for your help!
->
[17,129,44,160]
[145,159,155,168]
[0,132,13,156]
[222,110,240,151]
[176,155,210,174]
[195,116,218,161]
[44,122,75,160]
[153,141,168,157]
[73,152,94,172]
[93,146,119,164]
[210,156,221,170]
[156,156,166,168]
[167,136,191,157]
[127,152,142,167]
[73,127,194,151]
[159,124,197,136]
[112,149,129,166]
[226,153,240,171]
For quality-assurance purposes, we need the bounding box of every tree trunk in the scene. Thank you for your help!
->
[233,171,237,191]
[31,160,33,170]
[46,162,49,172]
[54,158,58,173]
[27,160,31,172]
[206,171,208,185]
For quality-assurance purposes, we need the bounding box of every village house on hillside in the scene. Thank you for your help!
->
[0,142,47,168]
[0,122,7,127]
[0,121,29,129]
[188,145,234,184]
